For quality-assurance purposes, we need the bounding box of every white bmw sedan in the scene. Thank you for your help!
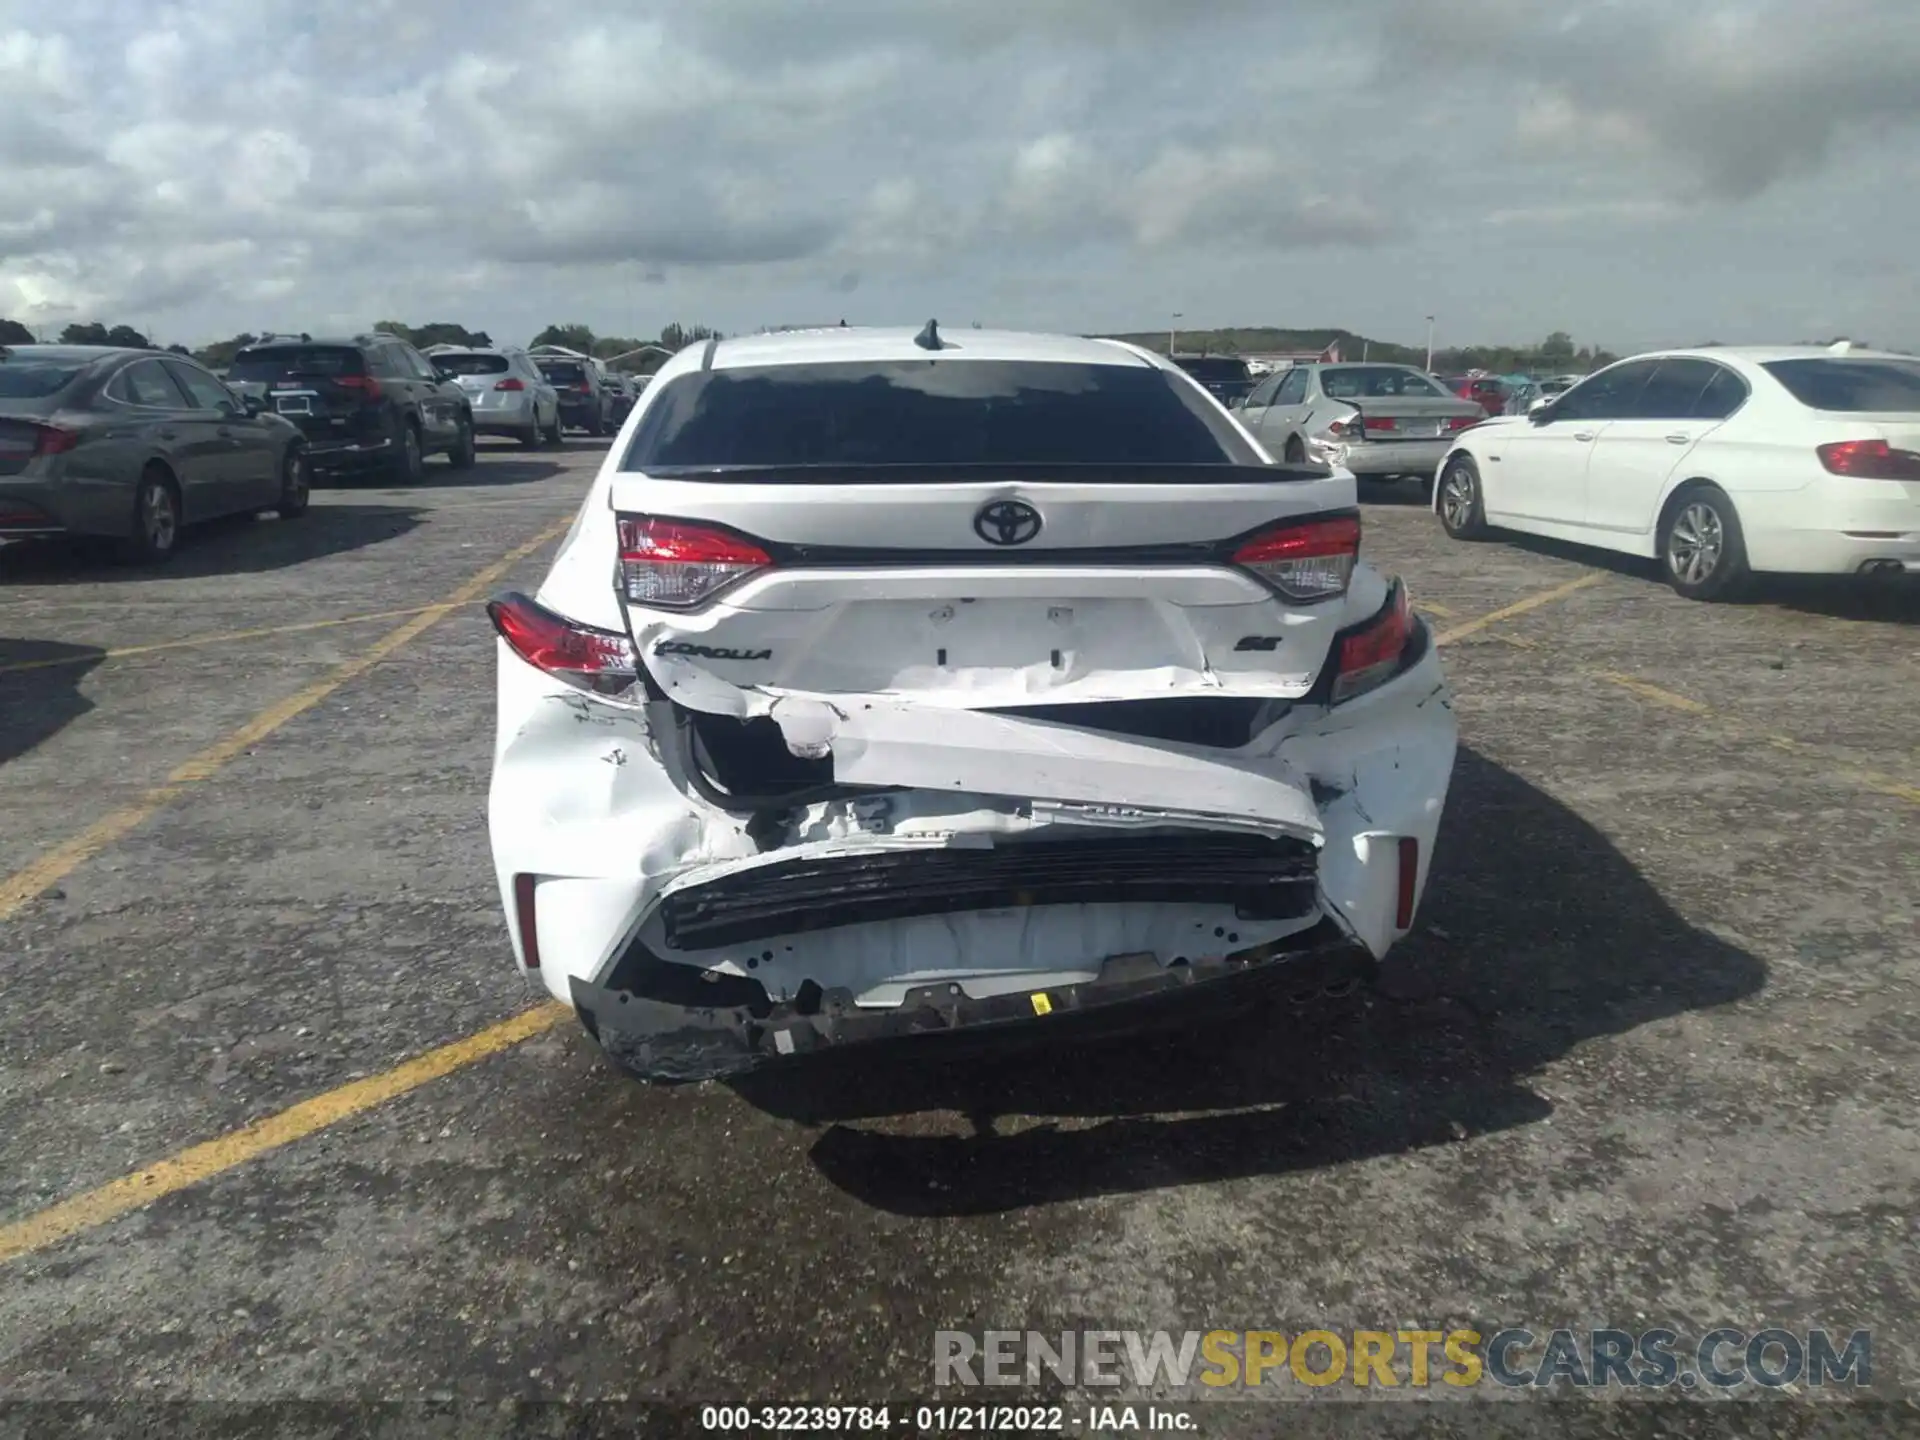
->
[486,324,1459,1081]
[1432,345,1920,600]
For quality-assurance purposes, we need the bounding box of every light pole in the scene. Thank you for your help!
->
[1425,315,1436,372]
[1169,313,1183,356]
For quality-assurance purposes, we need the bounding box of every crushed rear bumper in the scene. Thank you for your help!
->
[570,916,1373,1082]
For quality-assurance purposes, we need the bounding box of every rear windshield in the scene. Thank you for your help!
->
[1762,358,1920,413]
[0,359,85,399]
[537,361,588,383]
[1322,366,1450,399]
[625,360,1259,469]
[228,346,365,381]
[431,352,510,376]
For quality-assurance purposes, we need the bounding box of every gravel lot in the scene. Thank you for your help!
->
[2,448,1916,1434]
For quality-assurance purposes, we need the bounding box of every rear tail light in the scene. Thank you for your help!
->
[1326,411,1363,438]
[494,377,526,392]
[27,425,77,457]
[576,382,593,394]
[1446,415,1478,432]
[616,514,772,610]
[511,873,541,968]
[1362,416,1397,433]
[1817,439,1920,480]
[333,374,383,402]
[1232,514,1361,602]
[486,591,641,699]
[1331,580,1414,704]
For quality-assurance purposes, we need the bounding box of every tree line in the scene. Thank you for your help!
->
[0,317,725,371]
[1106,326,1623,376]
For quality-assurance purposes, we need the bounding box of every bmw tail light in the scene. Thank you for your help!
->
[487,591,641,699]
[1817,439,1920,480]
[1233,514,1361,602]
[616,515,772,610]
[494,377,526,392]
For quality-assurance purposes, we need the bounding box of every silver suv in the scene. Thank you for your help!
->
[425,346,562,447]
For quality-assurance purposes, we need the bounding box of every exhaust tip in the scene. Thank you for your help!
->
[1858,559,1907,575]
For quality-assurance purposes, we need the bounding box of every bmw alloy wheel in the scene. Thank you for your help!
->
[1667,500,1723,585]
[1440,468,1476,530]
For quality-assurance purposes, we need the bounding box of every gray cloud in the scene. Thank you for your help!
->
[0,0,1914,352]
[1376,0,1920,200]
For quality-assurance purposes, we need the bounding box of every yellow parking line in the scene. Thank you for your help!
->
[0,516,571,922]
[1591,671,1712,715]
[0,606,452,676]
[1588,671,1920,808]
[0,1003,569,1265]
[1432,573,1604,646]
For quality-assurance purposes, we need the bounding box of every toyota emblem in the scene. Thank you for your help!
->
[973,499,1043,547]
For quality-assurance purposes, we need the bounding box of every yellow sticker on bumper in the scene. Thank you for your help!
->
[1031,993,1053,1016]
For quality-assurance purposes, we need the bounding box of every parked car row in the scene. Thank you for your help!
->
[0,329,657,566]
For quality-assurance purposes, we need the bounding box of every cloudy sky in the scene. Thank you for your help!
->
[3,0,1917,352]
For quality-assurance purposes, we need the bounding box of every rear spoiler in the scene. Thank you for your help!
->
[613,461,1331,485]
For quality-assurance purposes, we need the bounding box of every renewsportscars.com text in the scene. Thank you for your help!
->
[934,1327,1871,1391]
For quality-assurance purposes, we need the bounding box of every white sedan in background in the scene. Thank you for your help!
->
[1432,345,1920,600]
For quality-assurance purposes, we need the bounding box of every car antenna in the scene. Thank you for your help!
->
[913,319,943,351]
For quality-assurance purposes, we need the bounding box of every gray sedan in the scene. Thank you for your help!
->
[1235,363,1485,481]
[0,344,309,564]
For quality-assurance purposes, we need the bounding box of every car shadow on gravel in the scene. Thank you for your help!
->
[731,746,1769,1217]
[0,639,104,765]
[1491,530,1917,622]
[0,504,424,586]
[324,455,575,491]
[1355,476,1434,507]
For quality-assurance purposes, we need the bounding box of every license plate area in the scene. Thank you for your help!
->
[273,391,316,416]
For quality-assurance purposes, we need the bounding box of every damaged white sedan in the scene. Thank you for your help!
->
[486,323,1458,1081]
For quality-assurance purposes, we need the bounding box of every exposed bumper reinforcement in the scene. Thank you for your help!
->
[570,916,1373,1082]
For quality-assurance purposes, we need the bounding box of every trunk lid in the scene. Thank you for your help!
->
[1345,396,1485,440]
[609,464,1361,712]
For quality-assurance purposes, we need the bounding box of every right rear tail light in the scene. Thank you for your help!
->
[1232,514,1361,602]
[333,374,383,403]
[494,377,526,392]
[616,515,772,609]
[1817,439,1920,480]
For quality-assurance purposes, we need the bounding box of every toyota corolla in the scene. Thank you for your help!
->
[487,324,1458,1081]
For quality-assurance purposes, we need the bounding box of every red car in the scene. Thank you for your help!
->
[1442,375,1508,416]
